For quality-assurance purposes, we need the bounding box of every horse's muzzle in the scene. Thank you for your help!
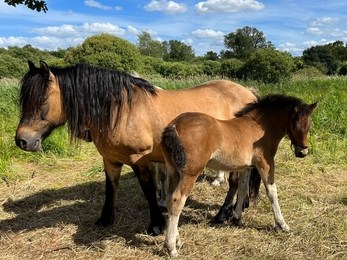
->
[294,146,309,158]
[15,131,42,152]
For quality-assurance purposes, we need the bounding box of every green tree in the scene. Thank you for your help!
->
[164,40,195,62]
[220,59,244,78]
[4,0,48,12]
[137,31,164,59]
[242,49,295,83]
[64,33,142,72]
[302,45,338,75]
[203,51,219,61]
[222,26,274,61]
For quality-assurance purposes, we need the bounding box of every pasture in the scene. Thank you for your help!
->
[1,76,347,259]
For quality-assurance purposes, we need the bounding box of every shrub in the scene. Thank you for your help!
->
[64,33,143,72]
[242,49,295,83]
[202,60,221,76]
[220,59,244,78]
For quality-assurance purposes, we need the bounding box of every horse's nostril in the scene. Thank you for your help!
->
[19,139,27,149]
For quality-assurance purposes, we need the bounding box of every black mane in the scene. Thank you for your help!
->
[235,94,305,117]
[20,63,157,139]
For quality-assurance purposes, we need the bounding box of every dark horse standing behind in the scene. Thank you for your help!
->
[15,61,257,236]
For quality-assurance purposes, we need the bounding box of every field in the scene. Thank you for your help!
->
[1,76,347,259]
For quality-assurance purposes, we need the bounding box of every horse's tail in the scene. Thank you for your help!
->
[249,167,262,205]
[161,125,187,170]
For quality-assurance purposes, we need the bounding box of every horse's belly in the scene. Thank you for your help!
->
[206,158,251,172]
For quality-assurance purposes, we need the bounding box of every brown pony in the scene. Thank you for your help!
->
[161,94,317,256]
[15,60,257,236]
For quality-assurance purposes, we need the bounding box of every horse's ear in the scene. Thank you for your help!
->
[28,60,36,71]
[310,101,318,113]
[39,60,52,81]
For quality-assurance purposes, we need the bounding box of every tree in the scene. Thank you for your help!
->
[163,40,195,62]
[302,45,338,75]
[242,49,295,83]
[223,26,274,61]
[203,51,219,61]
[64,33,142,72]
[137,31,164,59]
[5,0,48,12]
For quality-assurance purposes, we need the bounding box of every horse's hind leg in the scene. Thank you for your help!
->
[157,163,168,212]
[165,168,200,257]
[211,170,228,186]
[214,171,239,223]
[232,169,251,227]
[132,163,166,236]
[95,159,123,227]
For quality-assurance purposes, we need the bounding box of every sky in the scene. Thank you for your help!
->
[0,0,347,57]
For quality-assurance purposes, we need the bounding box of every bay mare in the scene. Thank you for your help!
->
[161,94,317,256]
[15,61,257,236]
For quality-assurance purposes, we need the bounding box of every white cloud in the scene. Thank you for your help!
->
[127,26,141,35]
[305,27,347,38]
[194,0,265,14]
[307,17,346,27]
[115,6,123,11]
[84,0,112,10]
[144,0,188,15]
[192,29,225,39]
[0,36,85,50]
[183,38,194,45]
[31,23,125,37]
[306,28,324,36]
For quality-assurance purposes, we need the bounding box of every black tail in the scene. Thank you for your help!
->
[161,125,187,170]
[249,168,261,205]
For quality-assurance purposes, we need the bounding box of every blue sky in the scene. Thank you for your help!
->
[0,0,347,56]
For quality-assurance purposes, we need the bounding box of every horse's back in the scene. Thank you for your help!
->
[155,80,256,120]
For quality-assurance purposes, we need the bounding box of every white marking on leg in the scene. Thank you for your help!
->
[264,182,290,231]
[211,170,227,186]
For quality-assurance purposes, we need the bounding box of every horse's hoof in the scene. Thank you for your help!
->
[147,224,164,236]
[274,223,290,232]
[94,216,115,227]
[214,208,232,223]
[231,217,243,227]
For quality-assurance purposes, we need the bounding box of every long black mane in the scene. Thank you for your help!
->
[20,63,157,139]
[235,94,305,117]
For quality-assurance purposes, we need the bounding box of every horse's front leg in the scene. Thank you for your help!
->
[232,169,251,227]
[263,176,290,232]
[95,159,123,227]
[132,163,165,236]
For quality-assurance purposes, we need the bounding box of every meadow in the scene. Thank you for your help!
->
[0,75,347,259]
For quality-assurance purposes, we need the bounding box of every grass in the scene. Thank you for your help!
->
[1,75,347,259]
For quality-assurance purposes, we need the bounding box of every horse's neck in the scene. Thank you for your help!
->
[253,108,291,141]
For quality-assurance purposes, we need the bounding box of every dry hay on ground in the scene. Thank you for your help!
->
[1,142,347,259]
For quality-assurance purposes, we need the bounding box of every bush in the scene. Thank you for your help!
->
[202,60,221,76]
[64,33,143,72]
[157,62,203,78]
[338,63,347,76]
[220,59,244,78]
[293,67,324,78]
[242,49,295,83]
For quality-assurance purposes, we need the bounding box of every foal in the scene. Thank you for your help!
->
[161,94,317,256]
